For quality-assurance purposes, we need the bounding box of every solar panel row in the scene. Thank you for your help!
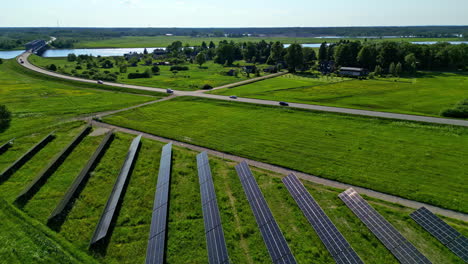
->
[235,161,296,264]
[411,207,468,262]
[197,152,229,264]
[0,132,54,183]
[282,174,363,264]
[339,188,432,264]
[16,126,91,204]
[90,134,142,247]
[146,142,172,264]
[48,130,114,224]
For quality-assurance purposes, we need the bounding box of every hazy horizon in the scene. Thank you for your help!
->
[1,0,467,28]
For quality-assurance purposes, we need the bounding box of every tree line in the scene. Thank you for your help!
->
[320,40,468,74]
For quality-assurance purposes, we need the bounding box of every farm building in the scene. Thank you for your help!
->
[339,67,369,77]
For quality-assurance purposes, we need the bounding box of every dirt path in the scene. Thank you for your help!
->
[90,121,468,222]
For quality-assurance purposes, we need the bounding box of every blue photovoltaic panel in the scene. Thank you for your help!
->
[411,207,468,262]
[235,161,296,264]
[282,174,363,264]
[339,188,432,264]
[90,134,141,247]
[146,142,172,264]
[197,152,229,264]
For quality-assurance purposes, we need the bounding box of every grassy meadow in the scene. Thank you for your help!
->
[103,96,468,213]
[0,59,161,141]
[73,36,463,49]
[210,72,468,117]
[0,125,466,263]
[29,55,270,91]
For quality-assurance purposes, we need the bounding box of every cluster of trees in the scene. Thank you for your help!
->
[163,39,315,73]
[0,105,11,133]
[320,41,468,74]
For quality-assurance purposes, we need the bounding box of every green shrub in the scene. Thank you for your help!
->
[441,99,468,118]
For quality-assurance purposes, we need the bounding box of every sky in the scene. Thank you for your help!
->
[1,0,467,27]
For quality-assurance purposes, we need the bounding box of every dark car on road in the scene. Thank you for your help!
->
[166,89,174,94]
[279,101,289,106]
[97,80,104,84]
[229,95,238,99]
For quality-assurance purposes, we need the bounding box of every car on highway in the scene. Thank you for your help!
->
[97,80,104,84]
[229,95,238,99]
[279,101,289,106]
[166,89,174,94]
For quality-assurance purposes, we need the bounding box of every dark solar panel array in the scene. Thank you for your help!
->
[90,134,141,247]
[146,142,172,264]
[48,130,113,224]
[282,174,363,264]
[0,132,54,183]
[411,207,468,262]
[197,152,229,264]
[16,126,91,204]
[235,161,296,264]
[339,188,432,264]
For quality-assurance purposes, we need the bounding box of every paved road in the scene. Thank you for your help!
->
[17,52,468,127]
[91,121,468,222]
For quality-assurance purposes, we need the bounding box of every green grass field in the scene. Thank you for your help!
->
[29,55,269,91]
[0,59,161,141]
[73,36,463,49]
[0,124,466,263]
[103,97,468,213]
[210,73,468,117]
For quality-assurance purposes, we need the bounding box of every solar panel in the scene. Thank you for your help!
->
[90,134,141,247]
[282,174,363,264]
[16,126,91,205]
[48,130,113,225]
[339,188,432,264]
[0,132,54,184]
[146,142,172,264]
[411,207,468,262]
[197,152,229,264]
[235,161,296,264]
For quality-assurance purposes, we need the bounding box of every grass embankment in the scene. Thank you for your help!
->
[210,73,468,117]
[0,59,161,141]
[73,36,463,49]
[29,55,270,91]
[103,97,468,213]
[0,198,97,264]
[0,126,466,263]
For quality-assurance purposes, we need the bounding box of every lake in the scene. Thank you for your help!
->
[1,42,467,59]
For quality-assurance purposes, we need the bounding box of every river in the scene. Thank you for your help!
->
[1,42,467,59]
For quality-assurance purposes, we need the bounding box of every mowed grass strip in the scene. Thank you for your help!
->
[211,72,468,117]
[103,97,468,213]
[0,60,158,141]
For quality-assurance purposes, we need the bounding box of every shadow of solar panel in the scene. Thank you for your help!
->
[197,152,229,264]
[411,207,468,262]
[146,142,172,264]
[282,174,363,264]
[0,132,54,183]
[235,161,296,264]
[0,138,14,154]
[90,134,141,247]
[339,188,431,264]
[16,126,91,205]
[48,130,113,224]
